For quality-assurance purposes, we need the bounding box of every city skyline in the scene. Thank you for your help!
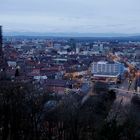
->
[0,0,140,35]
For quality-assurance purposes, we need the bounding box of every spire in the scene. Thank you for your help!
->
[0,26,7,73]
[0,26,3,57]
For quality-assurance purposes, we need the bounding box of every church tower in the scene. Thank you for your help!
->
[0,26,3,59]
[0,26,8,80]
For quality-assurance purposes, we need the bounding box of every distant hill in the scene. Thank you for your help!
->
[3,31,140,41]
[3,31,140,37]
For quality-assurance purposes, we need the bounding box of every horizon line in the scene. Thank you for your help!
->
[3,32,140,38]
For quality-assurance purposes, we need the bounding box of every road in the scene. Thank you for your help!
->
[107,79,136,121]
[108,78,140,119]
[113,78,137,105]
[81,76,139,106]
[81,81,94,105]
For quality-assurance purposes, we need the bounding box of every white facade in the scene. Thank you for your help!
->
[34,76,47,80]
[7,61,17,67]
[92,61,124,75]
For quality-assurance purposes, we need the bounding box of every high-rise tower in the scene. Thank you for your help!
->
[0,26,7,70]
[0,26,8,80]
[0,26,3,58]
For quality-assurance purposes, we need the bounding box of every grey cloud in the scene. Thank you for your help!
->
[0,0,140,33]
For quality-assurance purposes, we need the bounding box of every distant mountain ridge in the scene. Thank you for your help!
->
[4,31,140,38]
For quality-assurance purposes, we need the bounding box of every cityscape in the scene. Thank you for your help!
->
[0,0,140,140]
[0,25,140,139]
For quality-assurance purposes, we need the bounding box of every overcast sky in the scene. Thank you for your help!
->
[0,0,140,34]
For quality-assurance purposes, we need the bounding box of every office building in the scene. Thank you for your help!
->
[92,61,125,83]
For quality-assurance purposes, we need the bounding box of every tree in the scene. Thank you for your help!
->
[15,68,20,77]
[0,81,46,140]
[93,81,109,94]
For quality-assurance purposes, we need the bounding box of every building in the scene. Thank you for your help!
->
[92,61,124,75]
[0,26,7,70]
[44,79,75,94]
[76,43,81,54]
[92,61,125,83]
[0,26,8,80]
[0,26,3,65]
[70,38,76,52]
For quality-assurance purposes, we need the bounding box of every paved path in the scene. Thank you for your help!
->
[81,82,94,105]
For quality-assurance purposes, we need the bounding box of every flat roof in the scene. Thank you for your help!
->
[93,73,120,78]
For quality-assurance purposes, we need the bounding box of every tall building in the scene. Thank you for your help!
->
[0,26,7,71]
[0,26,6,80]
[70,38,76,51]
[76,43,80,54]
[0,26,3,58]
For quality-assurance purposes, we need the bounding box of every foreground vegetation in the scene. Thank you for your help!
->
[0,81,140,140]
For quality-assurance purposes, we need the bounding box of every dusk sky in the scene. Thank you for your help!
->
[0,0,140,34]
